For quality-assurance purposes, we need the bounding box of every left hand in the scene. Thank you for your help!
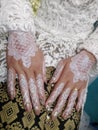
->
[46,50,96,119]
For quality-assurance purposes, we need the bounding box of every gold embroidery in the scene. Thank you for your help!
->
[0,67,81,129]
[64,119,75,130]
[0,101,19,124]
[31,126,40,130]
[22,111,35,128]
[0,82,9,103]
[6,122,23,130]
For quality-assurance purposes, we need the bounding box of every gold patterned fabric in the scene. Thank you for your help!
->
[0,67,81,130]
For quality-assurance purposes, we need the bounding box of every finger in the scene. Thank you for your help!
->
[50,60,65,84]
[52,87,71,119]
[42,60,47,83]
[76,88,86,112]
[19,73,32,112]
[46,82,65,109]
[36,73,46,105]
[62,88,78,119]
[7,68,16,99]
[29,77,41,115]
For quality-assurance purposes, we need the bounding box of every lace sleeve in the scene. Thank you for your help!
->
[0,0,35,35]
[77,24,98,79]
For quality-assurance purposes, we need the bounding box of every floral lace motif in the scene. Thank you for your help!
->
[34,0,98,67]
[29,78,40,110]
[0,0,35,34]
[8,31,38,68]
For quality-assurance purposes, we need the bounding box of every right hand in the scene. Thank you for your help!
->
[7,31,46,115]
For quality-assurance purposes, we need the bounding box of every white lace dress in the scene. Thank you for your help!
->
[0,0,98,129]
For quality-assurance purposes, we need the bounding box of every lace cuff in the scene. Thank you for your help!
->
[0,0,35,35]
[77,28,98,79]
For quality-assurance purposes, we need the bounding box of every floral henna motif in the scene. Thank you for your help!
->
[36,74,45,104]
[7,68,15,98]
[63,90,78,117]
[19,74,30,106]
[29,78,40,110]
[77,88,86,111]
[8,31,38,68]
[70,52,94,83]
[46,83,65,109]
[50,60,65,83]
[53,88,71,117]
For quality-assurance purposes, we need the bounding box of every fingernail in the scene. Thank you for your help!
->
[53,111,58,117]
[35,106,40,115]
[63,113,69,120]
[10,91,15,100]
[10,95,14,100]
[26,103,32,112]
[77,107,81,112]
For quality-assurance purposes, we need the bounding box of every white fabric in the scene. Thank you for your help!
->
[0,0,35,34]
[0,0,98,81]
[79,111,95,130]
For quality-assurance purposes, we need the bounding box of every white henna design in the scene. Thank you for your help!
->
[70,52,94,83]
[46,83,65,108]
[63,90,78,116]
[51,60,64,82]
[29,78,40,110]
[77,89,86,111]
[7,68,14,97]
[43,61,47,83]
[36,74,44,96]
[53,88,71,117]
[20,74,30,105]
[8,31,38,68]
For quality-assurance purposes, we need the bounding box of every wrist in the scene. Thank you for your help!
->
[80,50,96,65]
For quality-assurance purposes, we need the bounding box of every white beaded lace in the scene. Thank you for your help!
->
[35,0,98,67]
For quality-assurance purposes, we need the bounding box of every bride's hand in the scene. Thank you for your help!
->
[46,50,96,119]
[7,31,46,115]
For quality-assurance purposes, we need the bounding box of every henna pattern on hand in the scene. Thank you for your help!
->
[77,88,86,111]
[29,78,40,110]
[63,90,78,118]
[69,52,94,83]
[50,60,65,83]
[46,83,65,109]
[8,31,38,68]
[20,74,30,106]
[53,88,71,117]
[36,74,45,104]
[7,68,15,98]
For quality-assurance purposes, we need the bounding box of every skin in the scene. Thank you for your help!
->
[7,31,46,115]
[46,50,96,119]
